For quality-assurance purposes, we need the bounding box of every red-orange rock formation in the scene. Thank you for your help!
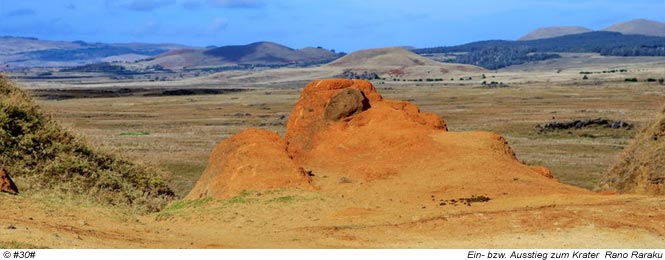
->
[285,79,445,161]
[0,166,19,195]
[187,129,312,199]
[189,79,581,199]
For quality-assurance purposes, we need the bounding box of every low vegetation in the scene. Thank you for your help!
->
[415,31,665,69]
[119,131,150,136]
[537,118,632,133]
[0,75,176,213]
[600,106,665,194]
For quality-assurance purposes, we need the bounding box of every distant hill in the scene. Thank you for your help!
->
[518,26,592,41]
[415,31,665,69]
[327,47,484,77]
[142,41,342,70]
[0,36,79,55]
[0,36,190,68]
[208,47,485,84]
[329,47,441,67]
[603,19,665,37]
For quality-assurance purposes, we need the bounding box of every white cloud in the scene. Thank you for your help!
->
[207,17,230,33]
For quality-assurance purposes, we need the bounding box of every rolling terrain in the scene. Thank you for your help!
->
[517,19,665,41]
[518,26,592,41]
[417,19,665,70]
[2,17,665,249]
[0,36,189,68]
[206,47,484,84]
[135,41,341,70]
[3,18,664,74]
[415,31,665,70]
[603,19,665,37]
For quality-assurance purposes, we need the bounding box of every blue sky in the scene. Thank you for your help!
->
[0,0,663,52]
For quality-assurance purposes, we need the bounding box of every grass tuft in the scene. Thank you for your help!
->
[162,197,211,212]
[119,131,150,136]
[268,195,299,203]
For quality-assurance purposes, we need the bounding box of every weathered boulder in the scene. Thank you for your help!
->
[323,88,368,121]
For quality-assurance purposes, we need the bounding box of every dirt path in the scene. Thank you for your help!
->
[2,191,664,248]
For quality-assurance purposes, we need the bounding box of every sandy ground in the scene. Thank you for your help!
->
[2,190,665,248]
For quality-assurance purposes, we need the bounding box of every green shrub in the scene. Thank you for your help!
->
[0,75,175,213]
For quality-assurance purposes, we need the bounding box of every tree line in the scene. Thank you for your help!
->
[414,31,665,69]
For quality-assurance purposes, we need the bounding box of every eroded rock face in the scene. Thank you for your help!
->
[0,166,19,195]
[186,129,312,199]
[283,79,451,181]
[285,79,384,157]
[285,79,445,160]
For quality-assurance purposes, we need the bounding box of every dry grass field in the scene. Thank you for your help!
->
[2,56,665,248]
[28,67,665,195]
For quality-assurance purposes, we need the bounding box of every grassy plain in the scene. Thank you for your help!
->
[28,71,664,195]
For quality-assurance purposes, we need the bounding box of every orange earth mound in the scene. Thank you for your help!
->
[187,128,312,199]
[188,79,589,199]
[0,166,19,195]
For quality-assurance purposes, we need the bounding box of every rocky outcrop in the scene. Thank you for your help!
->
[189,79,572,199]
